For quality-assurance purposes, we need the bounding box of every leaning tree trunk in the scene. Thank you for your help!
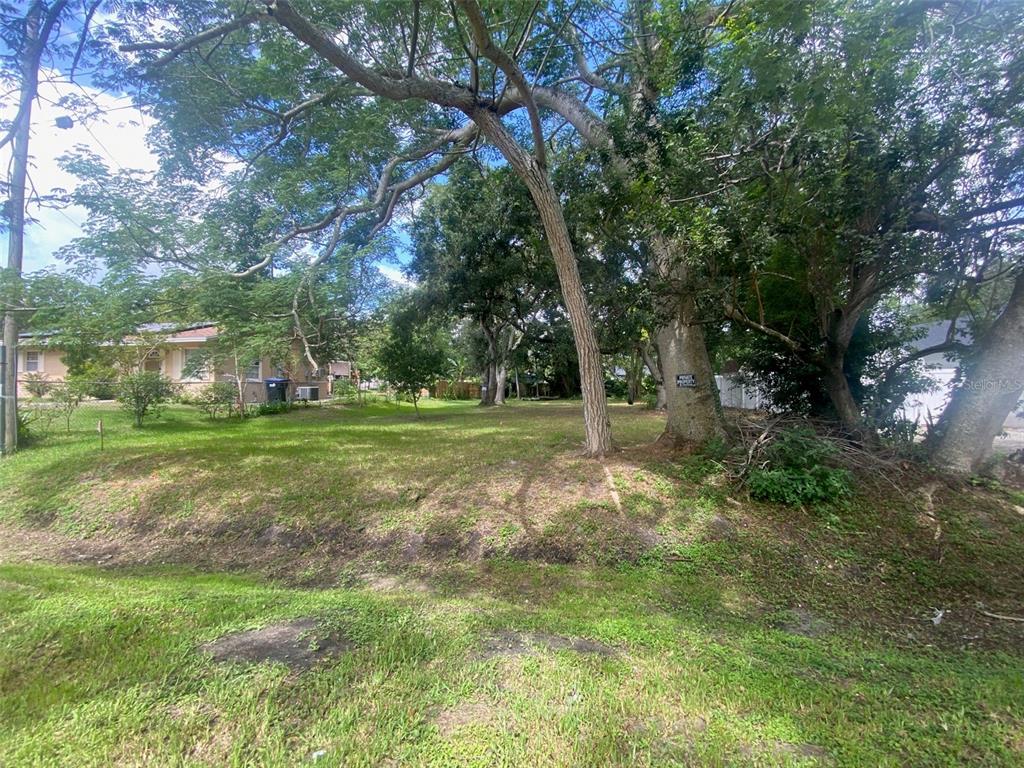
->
[932,272,1024,474]
[820,314,878,444]
[651,235,724,445]
[475,111,612,456]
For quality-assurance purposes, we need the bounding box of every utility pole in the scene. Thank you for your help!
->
[0,341,7,454]
[1,4,41,455]
[3,2,70,455]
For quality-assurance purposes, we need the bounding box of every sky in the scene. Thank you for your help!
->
[1,73,414,286]
[1,74,157,273]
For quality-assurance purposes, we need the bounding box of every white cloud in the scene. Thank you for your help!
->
[377,264,416,287]
[1,73,157,273]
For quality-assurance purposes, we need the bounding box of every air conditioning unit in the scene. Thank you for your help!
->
[296,386,320,401]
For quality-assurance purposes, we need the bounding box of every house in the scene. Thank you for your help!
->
[16,322,350,404]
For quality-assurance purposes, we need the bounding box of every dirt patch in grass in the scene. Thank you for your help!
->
[359,570,430,593]
[200,618,351,670]
[774,606,832,638]
[433,696,503,737]
[740,740,835,765]
[478,629,617,659]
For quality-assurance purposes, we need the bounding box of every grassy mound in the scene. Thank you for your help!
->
[1,401,1022,765]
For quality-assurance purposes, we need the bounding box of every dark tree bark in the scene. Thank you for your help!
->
[931,272,1024,473]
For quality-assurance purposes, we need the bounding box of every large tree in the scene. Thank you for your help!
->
[682,0,1024,438]
[117,0,616,454]
[930,270,1024,473]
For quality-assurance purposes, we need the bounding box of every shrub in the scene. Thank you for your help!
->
[16,408,40,445]
[195,382,238,419]
[604,377,629,399]
[21,372,50,398]
[117,371,178,427]
[331,378,357,400]
[70,363,120,400]
[254,400,292,416]
[747,427,853,507]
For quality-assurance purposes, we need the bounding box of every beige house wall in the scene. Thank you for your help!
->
[15,341,330,403]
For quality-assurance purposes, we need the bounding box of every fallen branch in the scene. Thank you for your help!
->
[977,607,1024,623]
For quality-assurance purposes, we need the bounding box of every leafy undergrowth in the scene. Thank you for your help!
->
[1,401,1023,766]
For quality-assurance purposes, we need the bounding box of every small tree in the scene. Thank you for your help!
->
[50,381,87,433]
[117,371,177,427]
[378,301,450,415]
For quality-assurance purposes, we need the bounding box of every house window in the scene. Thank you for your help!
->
[182,348,206,379]
[25,350,40,372]
[143,351,162,373]
[245,360,261,380]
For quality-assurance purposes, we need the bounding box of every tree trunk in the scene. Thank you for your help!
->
[822,357,865,437]
[932,272,1024,473]
[495,364,507,405]
[480,362,497,406]
[650,235,724,445]
[479,320,497,406]
[2,7,41,456]
[639,344,666,410]
[653,384,667,410]
[474,110,612,456]
[495,327,520,406]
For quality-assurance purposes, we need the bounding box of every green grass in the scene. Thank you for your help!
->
[1,400,1023,766]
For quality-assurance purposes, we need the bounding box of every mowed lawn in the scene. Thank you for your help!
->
[1,400,1023,766]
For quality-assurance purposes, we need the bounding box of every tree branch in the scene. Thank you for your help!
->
[0,0,69,152]
[455,0,548,169]
[120,11,263,67]
[407,0,421,77]
[264,0,476,110]
[232,124,477,278]
[724,302,810,358]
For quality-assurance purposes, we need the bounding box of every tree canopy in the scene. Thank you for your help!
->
[3,0,1022,471]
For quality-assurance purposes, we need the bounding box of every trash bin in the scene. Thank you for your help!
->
[265,378,290,403]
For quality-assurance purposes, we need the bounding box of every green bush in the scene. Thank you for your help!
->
[117,371,178,427]
[254,400,292,416]
[16,408,40,445]
[195,382,238,419]
[49,382,85,432]
[331,378,357,400]
[69,363,120,400]
[21,372,51,398]
[747,428,853,507]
